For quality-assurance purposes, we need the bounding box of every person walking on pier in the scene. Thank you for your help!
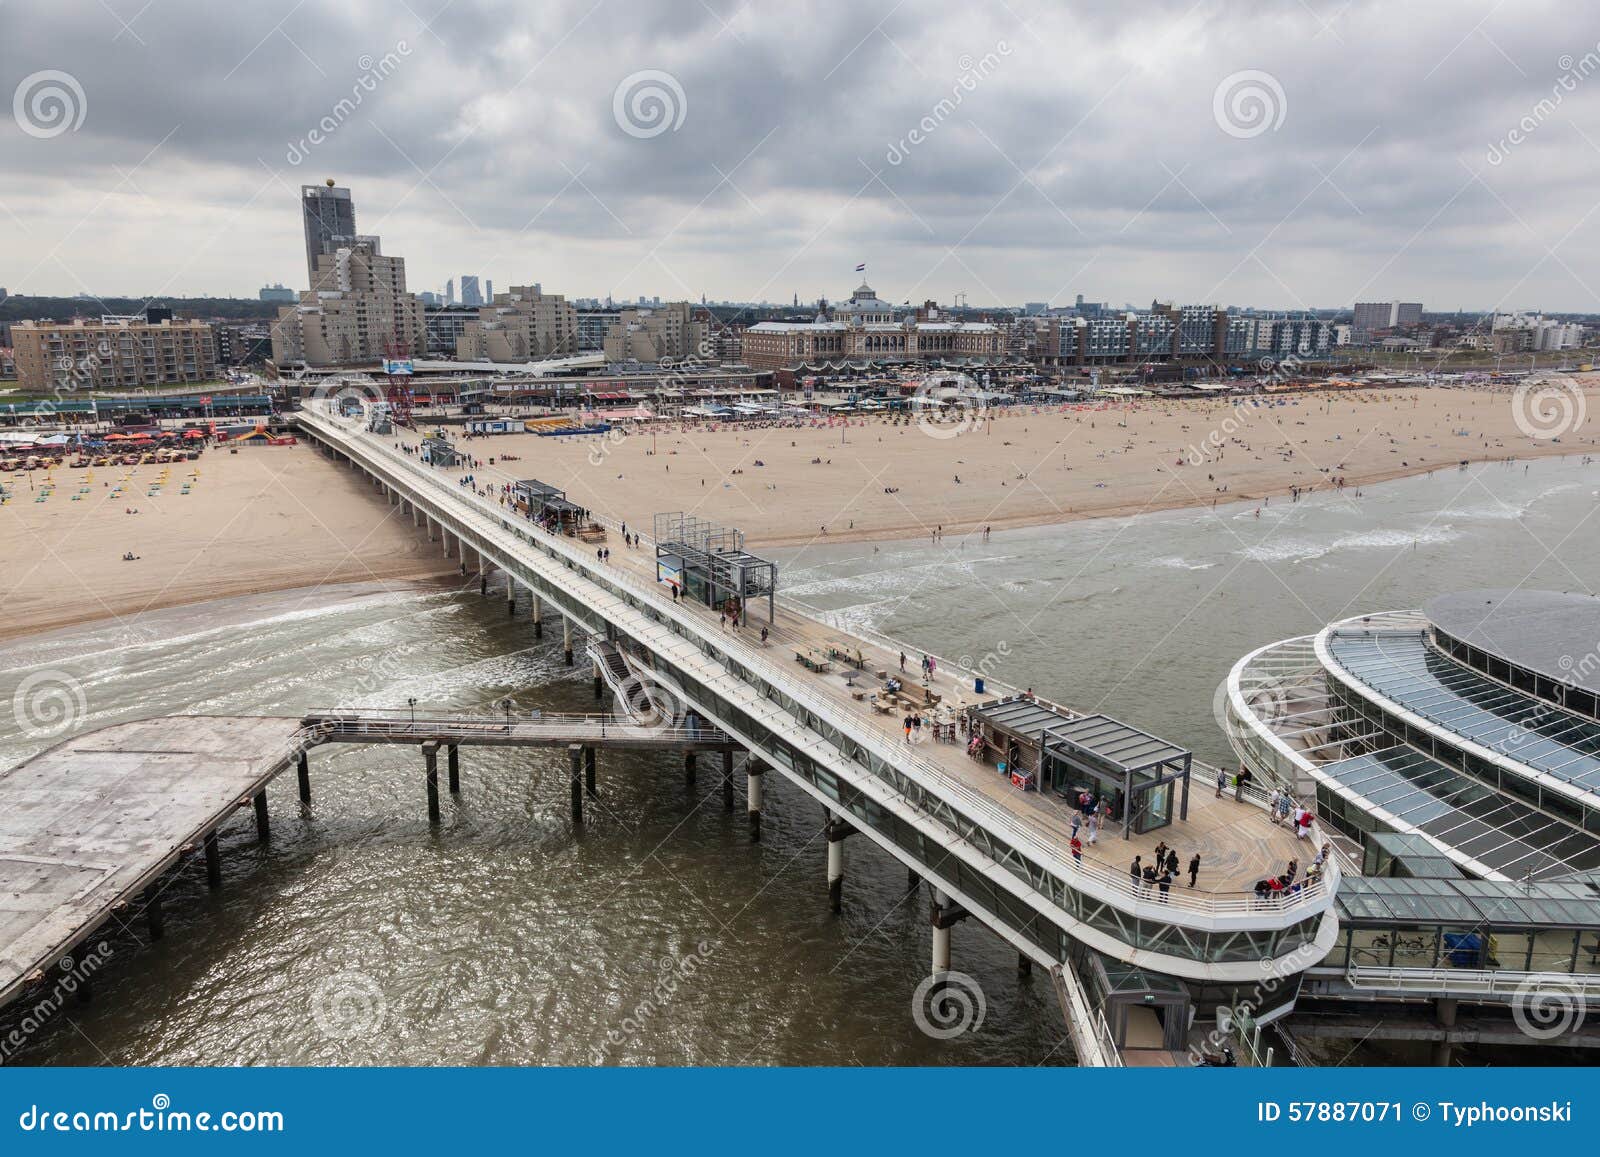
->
[1215,766,1227,798]
[1188,853,1201,888]
[1165,848,1179,876]
[1268,786,1283,823]
[1157,868,1173,902]
[1129,855,1142,891]
[1234,765,1251,801]
[903,714,913,743]
[1069,834,1083,865]
[899,651,907,672]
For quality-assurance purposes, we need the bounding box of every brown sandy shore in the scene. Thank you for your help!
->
[1,383,1595,642]
[427,381,1600,549]
[0,442,457,642]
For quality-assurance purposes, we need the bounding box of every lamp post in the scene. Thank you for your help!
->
[407,696,417,725]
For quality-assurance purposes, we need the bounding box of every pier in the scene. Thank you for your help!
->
[288,402,1344,1065]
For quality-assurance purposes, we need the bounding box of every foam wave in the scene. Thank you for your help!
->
[1238,524,1459,564]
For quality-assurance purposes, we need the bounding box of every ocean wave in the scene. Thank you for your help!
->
[1145,555,1219,571]
[1237,524,1459,564]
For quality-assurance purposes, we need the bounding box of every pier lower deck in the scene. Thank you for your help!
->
[0,716,303,1005]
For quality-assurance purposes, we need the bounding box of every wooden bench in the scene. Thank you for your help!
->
[828,642,867,669]
[794,647,832,673]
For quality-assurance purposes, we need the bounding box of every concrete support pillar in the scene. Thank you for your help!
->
[442,528,452,558]
[423,741,440,824]
[447,744,460,793]
[253,790,269,842]
[411,505,420,528]
[722,750,734,811]
[144,884,165,941]
[1433,998,1459,1066]
[297,749,311,804]
[569,744,584,825]
[746,760,765,843]
[508,584,516,616]
[931,888,952,976]
[562,616,573,666]
[533,595,543,639]
[584,745,597,798]
[685,751,697,787]
[426,516,436,542]
[827,812,846,914]
[204,831,222,889]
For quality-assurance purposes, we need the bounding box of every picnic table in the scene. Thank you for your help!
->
[795,646,833,673]
[827,641,867,669]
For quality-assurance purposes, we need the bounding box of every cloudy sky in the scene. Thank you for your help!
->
[4,0,1600,311]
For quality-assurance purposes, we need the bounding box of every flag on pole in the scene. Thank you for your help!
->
[854,263,866,272]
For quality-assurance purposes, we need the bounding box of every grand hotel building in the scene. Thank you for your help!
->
[739,282,1004,370]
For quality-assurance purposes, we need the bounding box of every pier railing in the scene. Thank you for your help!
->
[299,709,734,748]
[303,406,1338,925]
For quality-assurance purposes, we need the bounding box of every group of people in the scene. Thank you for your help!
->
[1252,845,1330,902]
[1268,787,1316,838]
[1128,843,1202,900]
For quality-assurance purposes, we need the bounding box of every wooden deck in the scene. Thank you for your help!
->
[601,542,1305,896]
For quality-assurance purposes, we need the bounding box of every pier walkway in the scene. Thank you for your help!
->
[0,708,735,1015]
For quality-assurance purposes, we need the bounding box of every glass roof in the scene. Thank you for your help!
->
[1336,874,1600,929]
[1326,629,1600,793]
[1320,746,1600,880]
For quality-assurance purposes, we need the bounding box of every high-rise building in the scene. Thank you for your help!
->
[603,302,709,364]
[13,317,217,392]
[260,283,296,302]
[454,285,579,362]
[1352,300,1424,340]
[445,278,454,305]
[301,182,357,285]
[484,279,492,302]
[272,211,427,367]
[460,276,483,307]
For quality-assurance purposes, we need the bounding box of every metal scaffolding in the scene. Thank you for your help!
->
[653,511,778,624]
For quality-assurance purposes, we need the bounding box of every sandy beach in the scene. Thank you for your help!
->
[0,442,458,641]
[409,381,1600,548]
[2,382,1594,643]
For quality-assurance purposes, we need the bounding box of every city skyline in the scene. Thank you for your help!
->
[6,2,1600,310]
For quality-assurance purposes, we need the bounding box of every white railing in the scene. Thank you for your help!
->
[1345,964,1600,997]
[301,709,730,747]
[302,406,1337,927]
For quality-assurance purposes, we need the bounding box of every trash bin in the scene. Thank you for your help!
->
[974,677,985,694]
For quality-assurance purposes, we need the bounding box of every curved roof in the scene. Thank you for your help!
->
[1426,589,1600,695]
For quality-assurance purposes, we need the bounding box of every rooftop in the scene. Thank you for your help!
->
[1426,588,1600,695]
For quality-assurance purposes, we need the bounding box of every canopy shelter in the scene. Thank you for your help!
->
[966,695,1076,788]
[514,478,588,531]
[653,511,777,624]
[1038,713,1191,838]
[1083,951,1193,1054]
[420,435,461,466]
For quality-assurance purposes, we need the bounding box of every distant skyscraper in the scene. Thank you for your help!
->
[301,182,356,285]
[445,278,454,305]
[484,279,493,302]
[460,276,483,307]
[259,283,296,302]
